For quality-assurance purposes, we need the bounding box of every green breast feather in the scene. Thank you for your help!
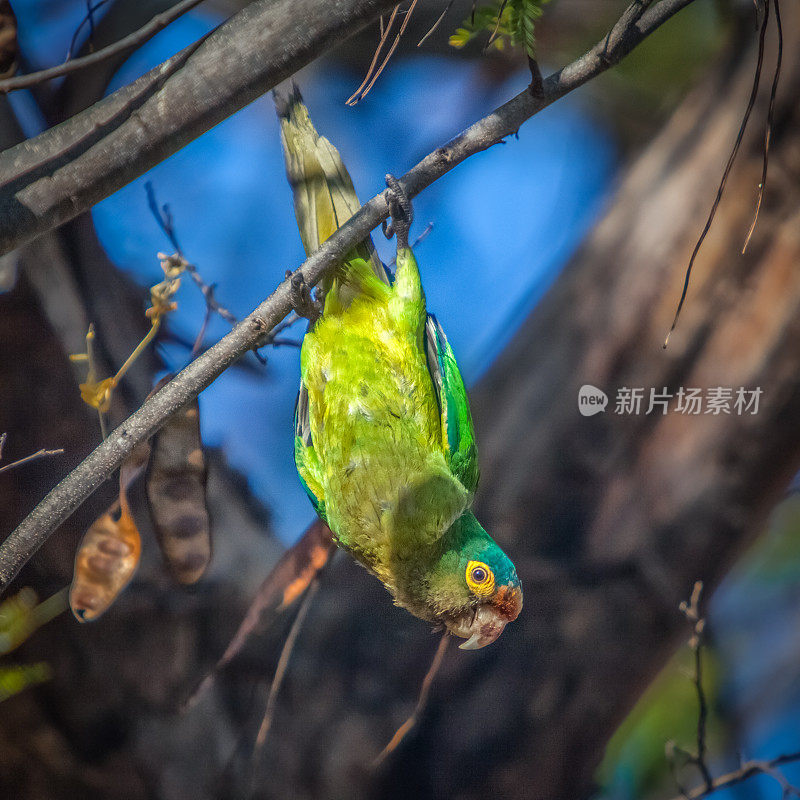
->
[294,310,479,525]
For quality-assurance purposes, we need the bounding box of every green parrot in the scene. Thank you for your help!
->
[277,88,522,649]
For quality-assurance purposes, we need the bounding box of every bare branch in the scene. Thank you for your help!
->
[145,182,280,363]
[0,433,64,474]
[667,582,800,800]
[0,0,700,594]
[0,0,206,94]
[666,751,800,799]
[676,581,714,792]
[417,0,455,47]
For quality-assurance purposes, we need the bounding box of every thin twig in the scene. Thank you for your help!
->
[417,0,454,46]
[145,183,267,361]
[372,631,450,767]
[667,581,800,799]
[347,3,400,105]
[0,0,207,94]
[678,581,713,792]
[251,579,320,767]
[67,0,112,60]
[664,0,770,348]
[85,0,97,53]
[0,447,64,475]
[147,185,238,323]
[0,0,702,594]
[146,184,236,327]
[486,0,510,51]
[191,305,214,359]
[666,751,800,799]
[347,0,419,105]
[360,0,419,100]
[84,323,109,438]
[146,184,183,255]
[182,520,334,712]
[742,0,782,253]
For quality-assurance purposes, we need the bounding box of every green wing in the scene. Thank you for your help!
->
[294,382,327,523]
[424,315,480,494]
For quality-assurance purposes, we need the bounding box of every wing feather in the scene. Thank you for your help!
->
[424,315,480,494]
[294,381,327,522]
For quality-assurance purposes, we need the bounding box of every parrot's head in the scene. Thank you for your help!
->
[432,511,522,650]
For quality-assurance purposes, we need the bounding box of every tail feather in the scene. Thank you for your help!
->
[275,85,389,300]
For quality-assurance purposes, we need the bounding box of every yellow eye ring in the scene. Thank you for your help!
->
[466,560,495,596]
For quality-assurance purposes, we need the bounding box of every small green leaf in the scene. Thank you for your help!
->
[449,0,553,58]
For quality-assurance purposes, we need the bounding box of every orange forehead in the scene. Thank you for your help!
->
[493,585,523,621]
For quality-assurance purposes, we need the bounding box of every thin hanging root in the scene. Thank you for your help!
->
[347,0,419,105]
[363,0,418,97]
[417,0,454,47]
[743,0,782,254]
[372,631,450,767]
[251,579,320,766]
[664,0,771,349]
[347,4,400,105]
[181,520,334,712]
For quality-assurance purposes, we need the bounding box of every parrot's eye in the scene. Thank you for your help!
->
[466,560,495,596]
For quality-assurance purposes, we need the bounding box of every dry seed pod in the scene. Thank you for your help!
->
[70,492,141,622]
[146,396,211,584]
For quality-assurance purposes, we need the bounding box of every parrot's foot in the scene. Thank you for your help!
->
[287,271,322,321]
[383,174,413,250]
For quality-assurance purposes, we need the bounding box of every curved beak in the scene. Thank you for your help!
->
[446,584,523,650]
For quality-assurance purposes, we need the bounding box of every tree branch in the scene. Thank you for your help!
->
[0,0,400,256]
[667,751,800,799]
[0,0,699,593]
[0,0,207,94]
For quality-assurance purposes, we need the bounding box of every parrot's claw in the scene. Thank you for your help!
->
[288,271,322,321]
[383,174,413,250]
